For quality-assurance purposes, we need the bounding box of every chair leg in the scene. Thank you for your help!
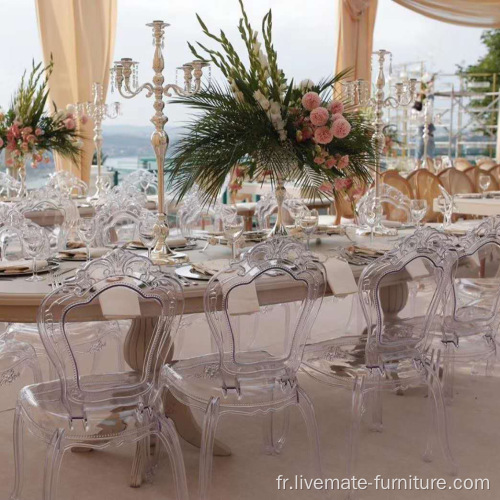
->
[43,429,66,500]
[296,387,323,479]
[157,415,189,500]
[347,377,365,498]
[426,363,457,476]
[368,372,383,432]
[262,407,291,455]
[199,397,220,500]
[443,343,455,404]
[9,406,25,500]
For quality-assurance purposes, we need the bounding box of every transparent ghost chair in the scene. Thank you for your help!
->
[159,237,326,500]
[0,171,22,199]
[121,169,159,195]
[433,216,500,401]
[10,249,188,500]
[357,183,412,226]
[255,193,306,230]
[47,170,88,198]
[301,227,458,481]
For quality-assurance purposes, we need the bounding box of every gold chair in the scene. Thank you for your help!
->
[380,171,414,222]
[407,169,443,222]
[464,166,499,192]
[437,168,474,195]
[454,157,473,172]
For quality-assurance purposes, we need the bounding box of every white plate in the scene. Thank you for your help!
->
[175,265,212,281]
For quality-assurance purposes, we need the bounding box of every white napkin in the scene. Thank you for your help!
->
[191,259,230,276]
[227,281,260,315]
[99,285,141,318]
[0,259,48,273]
[166,236,188,248]
[324,258,358,296]
[382,220,402,229]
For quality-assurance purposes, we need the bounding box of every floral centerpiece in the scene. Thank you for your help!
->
[0,60,82,195]
[167,1,374,233]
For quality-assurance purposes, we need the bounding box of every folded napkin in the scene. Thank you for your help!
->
[191,259,230,276]
[65,241,86,249]
[347,245,387,258]
[454,193,482,199]
[0,259,48,274]
[381,220,403,229]
[324,258,357,296]
[227,281,260,315]
[59,247,109,259]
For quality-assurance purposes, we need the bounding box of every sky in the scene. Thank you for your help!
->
[0,0,488,129]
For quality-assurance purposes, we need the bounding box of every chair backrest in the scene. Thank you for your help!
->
[121,169,158,195]
[448,217,500,333]
[487,164,500,186]
[464,166,499,192]
[477,158,497,170]
[437,168,474,195]
[254,193,305,229]
[99,205,148,246]
[357,183,411,223]
[454,158,473,171]
[204,237,325,378]
[47,171,88,197]
[358,227,457,368]
[407,169,443,222]
[0,172,22,198]
[37,249,184,416]
[380,170,414,199]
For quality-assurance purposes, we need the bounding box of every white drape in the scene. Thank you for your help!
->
[392,0,500,28]
[35,0,117,184]
[335,0,378,83]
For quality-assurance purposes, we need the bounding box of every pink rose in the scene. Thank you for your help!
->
[314,126,334,145]
[319,182,333,194]
[80,115,89,125]
[310,107,329,127]
[229,182,242,192]
[337,154,349,169]
[328,100,344,115]
[301,92,321,111]
[325,157,337,169]
[20,143,29,153]
[331,118,351,139]
[314,156,325,165]
[334,178,353,191]
[331,113,343,122]
[26,134,36,144]
[64,118,76,130]
[21,126,33,135]
[5,158,13,166]
[35,128,44,136]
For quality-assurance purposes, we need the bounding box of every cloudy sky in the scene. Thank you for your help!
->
[0,0,487,128]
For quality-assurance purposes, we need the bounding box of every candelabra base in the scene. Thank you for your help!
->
[356,224,398,237]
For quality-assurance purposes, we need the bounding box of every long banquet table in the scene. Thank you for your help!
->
[433,196,500,217]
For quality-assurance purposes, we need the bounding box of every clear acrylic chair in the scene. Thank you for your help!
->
[0,172,22,199]
[10,248,188,500]
[121,169,159,195]
[160,237,326,500]
[434,216,500,401]
[47,171,88,198]
[301,227,458,482]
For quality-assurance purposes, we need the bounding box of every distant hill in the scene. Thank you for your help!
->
[101,125,184,158]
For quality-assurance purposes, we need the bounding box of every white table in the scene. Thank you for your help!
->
[433,196,500,217]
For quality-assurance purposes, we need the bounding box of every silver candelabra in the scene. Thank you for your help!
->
[111,20,209,265]
[77,82,120,199]
[344,49,417,232]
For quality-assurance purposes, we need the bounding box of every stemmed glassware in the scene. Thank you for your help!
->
[298,209,319,249]
[77,217,97,262]
[438,185,454,229]
[23,226,46,282]
[139,215,159,260]
[223,215,244,261]
[364,200,383,243]
[410,199,428,228]
[479,174,491,197]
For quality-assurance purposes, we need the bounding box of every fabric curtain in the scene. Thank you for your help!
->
[392,0,500,28]
[335,0,378,84]
[35,0,117,184]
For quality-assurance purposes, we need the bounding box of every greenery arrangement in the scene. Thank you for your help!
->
[167,0,374,205]
[0,60,81,170]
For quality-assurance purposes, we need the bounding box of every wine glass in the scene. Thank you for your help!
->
[479,174,491,196]
[77,217,96,262]
[410,199,428,228]
[223,215,244,261]
[23,225,46,282]
[364,199,383,243]
[285,199,306,228]
[299,209,319,249]
[139,215,159,260]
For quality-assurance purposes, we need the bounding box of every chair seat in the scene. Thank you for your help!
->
[19,373,151,442]
[427,331,496,361]
[163,353,299,411]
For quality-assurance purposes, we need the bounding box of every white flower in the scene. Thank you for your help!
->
[258,50,269,69]
[279,130,287,141]
[235,91,245,103]
[66,104,76,114]
[269,100,281,114]
[299,79,315,90]
[254,90,270,111]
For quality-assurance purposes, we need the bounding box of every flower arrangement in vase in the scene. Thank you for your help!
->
[0,60,82,195]
[167,0,375,234]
